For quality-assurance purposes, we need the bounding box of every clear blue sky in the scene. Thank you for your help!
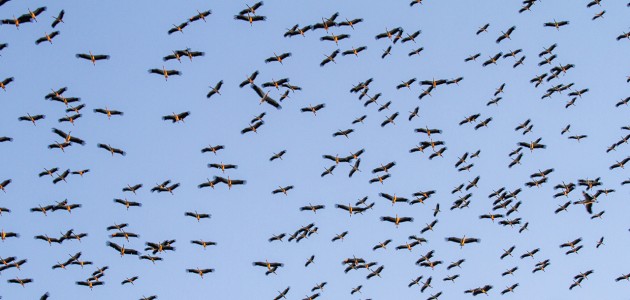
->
[1,0,629,299]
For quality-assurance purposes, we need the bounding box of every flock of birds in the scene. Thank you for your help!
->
[0,0,629,299]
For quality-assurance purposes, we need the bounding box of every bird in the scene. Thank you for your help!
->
[320,33,350,45]
[1,9,38,29]
[274,287,291,300]
[94,107,123,119]
[189,9,212,22]
[544,19,570,30]
[97,144,126,156]
[213,176,246,189]
[162,111,190,123]
[445,236,480,247]
[320,49,340,66]
[18,114,45,125]
[465,53,481,62]
[301,103,325,115]
[251,85,282,109]
[272,185,294,195]
[8,278,33,287]
[168,22,189,34]
[342,46,367,57]
[265,52,291,64]
[122,184,143,194]
[380,214,414,227]
[51,10,65,28]
[35,31,60,45]
[482,52,503,66]
[148,67,181,81]
[121,276,139,285]
[208,162,238,173]
[206,80,223,98]
[238,71,261,88]
[496,26,516,43]
[186,268,214,278]
[253,260,283,272]
[476,23,489,35]
[76,280,104,289]
[184,211,211,222]
[338,18,363,29]
[76,51,110,65]
[0,77,14,92]
[300,204,325,213]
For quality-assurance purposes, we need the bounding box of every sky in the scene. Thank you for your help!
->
[0,0,629,299]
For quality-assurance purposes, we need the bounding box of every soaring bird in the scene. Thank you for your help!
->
[168,22,189,34]
[148,67,181,81]
[51,10,65,28]
[186,268,214,278]
[544,19,569,30]
[445,236,480,247]
[97,144,126,156]
[265,52,291,64]
[380,214,414,227]
[76,51,110,65]
[162,111,190,123]
[35,31,60,45]
[189,9,212,22]
[496,26,516,43]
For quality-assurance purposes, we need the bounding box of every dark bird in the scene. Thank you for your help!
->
[272,185,294,195]
[18,114,45,125]
[338,18,363,29]
[121,276,139,285]
[186,268,214,278]
[619,32,630,40]
[234,13,267,25]
[320,49,340,66]
[185,211,211,222]
[239,1,264,15]
[239,70,259,88]
[189,9,212,22]
[35,31,60,45]
[168,22,189,34]
[1,77,15,91]
[270,150,286,161]
[303,255,315,267]
[106,241,139,256]
[52,128,85,145]
[76,51,110,65]
[476,23,489,35]
[320,33,350,45]
[94,107,123,119]
[252,85,282,109]
[611,157,630,170]
[445,236,480,247]
[97,144,126,156]
[496,26,516,43]
[465,53,481,62]
[51,10,65,28]
[122,184,143,194]
[380,214,413,227]
[402,30,421,43]
[241,121,265,134]
[148,67,181,81]
[482,52,503,66]
[301,204,325,213]
[162,111,190,123]
[333,129,354,138]
[301,103,325,115]
[265,52,291,64]
[342,46,367,57]
[544,19,570,30]
[206,80,223,98]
